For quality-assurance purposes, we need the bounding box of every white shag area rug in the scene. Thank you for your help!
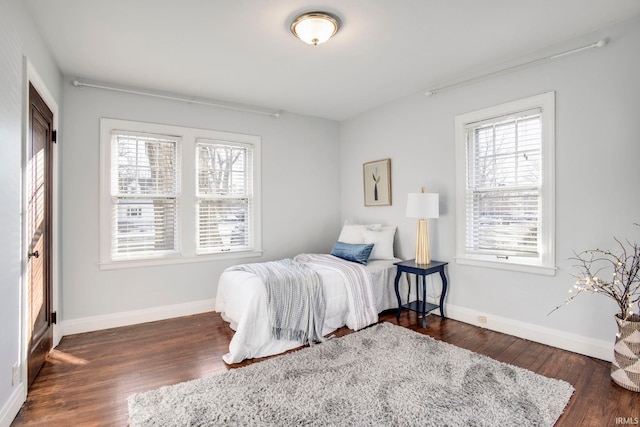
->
[128,322,574,426]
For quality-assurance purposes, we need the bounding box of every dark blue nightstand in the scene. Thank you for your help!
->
[394,259,448,328]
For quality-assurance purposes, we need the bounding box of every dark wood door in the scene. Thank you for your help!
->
[27,83,54,387]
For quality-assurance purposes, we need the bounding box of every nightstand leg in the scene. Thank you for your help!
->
[394,270,402,321]
[439,269,448,318]
[421,274,427,328]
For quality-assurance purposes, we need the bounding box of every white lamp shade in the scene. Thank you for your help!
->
[406,193,439,219]
[290,13,339,45]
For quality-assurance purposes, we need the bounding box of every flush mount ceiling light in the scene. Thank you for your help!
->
[290,12,340,45]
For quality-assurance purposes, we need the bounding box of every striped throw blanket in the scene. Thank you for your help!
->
[295,253,378,331]
[228,259,325,345]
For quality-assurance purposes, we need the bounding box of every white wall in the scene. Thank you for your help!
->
[60,81,341,326]
[339,16,640,360]
[0,0,62,425]
[2,5,637,424]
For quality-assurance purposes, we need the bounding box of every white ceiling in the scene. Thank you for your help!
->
[25,0,640,121]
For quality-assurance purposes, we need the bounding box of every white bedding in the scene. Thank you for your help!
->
[215,257,408,364]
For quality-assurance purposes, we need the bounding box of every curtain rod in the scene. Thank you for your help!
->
[72,80,281,117]
[425,39,607,96]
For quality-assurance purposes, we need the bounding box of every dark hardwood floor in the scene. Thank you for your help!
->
[11,311,638,426]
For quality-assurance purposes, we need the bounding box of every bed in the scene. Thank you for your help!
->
[215,223,409,364]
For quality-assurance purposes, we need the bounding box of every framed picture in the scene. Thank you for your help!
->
[363,158,391,206]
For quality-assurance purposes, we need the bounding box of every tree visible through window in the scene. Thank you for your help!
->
[467,112,541,257]
[112,132,178,259]
[455,92,555,275]
[196,140,253,253]
[100,118,262,268]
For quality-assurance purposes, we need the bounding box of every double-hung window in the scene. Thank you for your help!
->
[100,119,261,268]
[109,131,180,260]
[455,92,556,275]
[196,140,253,254]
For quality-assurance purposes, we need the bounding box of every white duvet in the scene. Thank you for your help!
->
[215,257,408,364]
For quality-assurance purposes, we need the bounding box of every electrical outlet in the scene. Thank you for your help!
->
[11,363,19,386]
[478,315,487,324]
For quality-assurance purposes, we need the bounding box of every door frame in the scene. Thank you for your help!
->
[21,58,60,398]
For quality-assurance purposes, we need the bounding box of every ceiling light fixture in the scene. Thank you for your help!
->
[290,12,339,46]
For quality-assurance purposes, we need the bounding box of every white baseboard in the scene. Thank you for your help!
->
[0,300,215,426]
[58,296,612,362]
[440,302,613,362]
[0,383,25,427]
[6,296,609,427]
[60,299,216,336]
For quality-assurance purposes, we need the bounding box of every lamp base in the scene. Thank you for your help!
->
[415,219,431,265]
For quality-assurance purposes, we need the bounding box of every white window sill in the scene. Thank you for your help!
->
[455,256,557,276]
[99,249,263,270]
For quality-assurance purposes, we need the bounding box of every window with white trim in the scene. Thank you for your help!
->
[196,140,253,254]
[455,92,556,275]
[110,131,180,260]
[100,119,261,268]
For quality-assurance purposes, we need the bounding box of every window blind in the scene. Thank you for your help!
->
[465,109,542,257]
[196,140,253,253]
[110,131,179,259]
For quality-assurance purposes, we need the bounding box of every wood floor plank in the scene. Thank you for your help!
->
[492,338,533,365]
[11,311,639,426]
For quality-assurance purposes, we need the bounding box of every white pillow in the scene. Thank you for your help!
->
[363,226,396,260]
[337,222,385,244]
[338,223,366,244]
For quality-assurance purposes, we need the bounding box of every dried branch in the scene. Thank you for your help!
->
[550,226,640,321]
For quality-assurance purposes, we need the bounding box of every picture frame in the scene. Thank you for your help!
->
[363,158,391,206]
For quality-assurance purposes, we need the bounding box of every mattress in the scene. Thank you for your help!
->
[215,257,408,364]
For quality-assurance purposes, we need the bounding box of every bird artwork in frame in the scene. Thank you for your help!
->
[363,158,391,206]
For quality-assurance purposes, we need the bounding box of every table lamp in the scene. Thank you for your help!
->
[406,189,439,265]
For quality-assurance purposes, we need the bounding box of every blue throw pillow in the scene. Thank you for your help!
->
[331,241,375,265]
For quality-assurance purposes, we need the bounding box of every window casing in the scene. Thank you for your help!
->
[100,119,261,269]
[110,131,180,260]
[454,92,556,275]
[196,140,254,254]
